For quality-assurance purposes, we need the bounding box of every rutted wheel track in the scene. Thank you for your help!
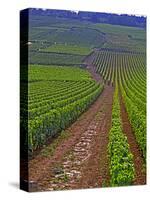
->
[37,85,114,191]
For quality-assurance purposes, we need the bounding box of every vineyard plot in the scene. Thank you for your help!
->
[25,65,104,152]
[88,50,146,159]
[83,49,146,186]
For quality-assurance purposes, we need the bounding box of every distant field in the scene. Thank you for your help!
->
[29,15,146,68]
[29,26,105,48]
[29,15,106,48]
[94,23,146,53]
[29,51,85,66]
[29,41,53,51]
[94,23,145,36]
[41,44,92,55]
[29,65,92,81]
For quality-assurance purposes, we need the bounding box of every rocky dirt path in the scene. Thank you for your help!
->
[120,95,146,185]
[35,85,114,191]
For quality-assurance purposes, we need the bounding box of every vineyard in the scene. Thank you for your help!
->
[88,50,146,160]
[27,65,103,152]
[20,9,146,192]
[85,49,146,186]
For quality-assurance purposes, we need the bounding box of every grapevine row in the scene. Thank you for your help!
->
[108,84,135,186]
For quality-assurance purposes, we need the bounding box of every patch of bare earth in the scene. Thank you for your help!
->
[120,95,146,185]
[84,55,104,84]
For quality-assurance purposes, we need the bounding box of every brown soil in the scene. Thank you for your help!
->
[29,84,114,191]
[119,95,146,185]
[78,90,113,189]
[84,56,104,84]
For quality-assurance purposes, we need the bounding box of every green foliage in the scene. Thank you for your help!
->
[25,65,104,153]
[28,85,103,151]
[91,50,146,85]
[91,50,146,162]
[29,15,105,48]
[29,65,91,81]
[120,85,146,160]
[28,82,99,119]
[29,51,85,66]
[108,86,135,186]
[94,23,146,52]
[41,44,92,55]
[118,53,146,160]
